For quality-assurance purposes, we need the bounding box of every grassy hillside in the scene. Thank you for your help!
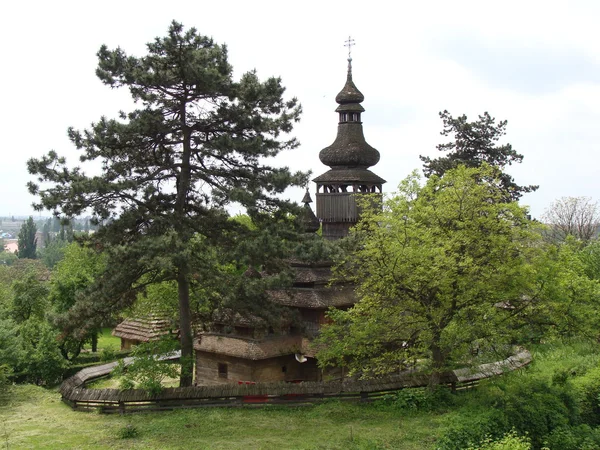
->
[1,340,600,449]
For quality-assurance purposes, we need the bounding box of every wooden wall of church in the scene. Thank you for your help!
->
[195,351,321,385]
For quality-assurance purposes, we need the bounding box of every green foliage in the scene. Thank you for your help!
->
[99,347,117,362]
[10,270,48,323]
[580,239,600,281]
[27,21,308,386]
[318,166,547,381]
[0,318,23,388]
[420,110,537,201]
[571,365,600,426]
[466,430,531,450]
[543,425,600,450]
[39,238,67,269]
[116,423,139,439]
[18,320,66,385]
[17,217,37,259]
[376,386,455,412]
[318,166,600,383]
[47,243,105,359]
[115,337,179,395]
[0,250,17,266]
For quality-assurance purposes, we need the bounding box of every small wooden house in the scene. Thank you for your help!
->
[112,315,176,350]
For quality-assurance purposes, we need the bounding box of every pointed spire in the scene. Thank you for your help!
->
[336,36,364,104]
[300,189,320,233]
[301,188,313,204]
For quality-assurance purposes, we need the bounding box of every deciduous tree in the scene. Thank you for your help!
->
[317,166,597,384]
[542,196,600,243]
[27,22,308,386]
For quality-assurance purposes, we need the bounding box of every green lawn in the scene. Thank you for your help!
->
[0,385,444,449]
[2,340,599,449]
[95,327,122,352]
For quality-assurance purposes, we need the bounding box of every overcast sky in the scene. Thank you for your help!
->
[1,0,599,219]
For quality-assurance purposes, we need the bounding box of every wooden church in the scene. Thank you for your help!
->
[192,53,385,384]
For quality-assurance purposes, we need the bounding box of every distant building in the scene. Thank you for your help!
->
[4,241,18,253]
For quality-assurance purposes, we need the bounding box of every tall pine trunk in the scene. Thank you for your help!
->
[175,106,194,387]
[177,269,194,386]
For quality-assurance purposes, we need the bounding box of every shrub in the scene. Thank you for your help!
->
[543,425,600,450]
[465,430,531,450]
[436,410,508,450]
[19,320,66,386]
[113,337,179,394]
[116,424,139,439]
[375,386,455,412]
[572,365,600,426]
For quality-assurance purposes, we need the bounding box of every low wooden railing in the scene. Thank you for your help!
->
[60,350,531,414]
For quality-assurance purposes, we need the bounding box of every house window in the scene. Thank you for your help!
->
[218,363,228,379]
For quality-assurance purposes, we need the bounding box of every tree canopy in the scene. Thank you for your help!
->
[316,165,598,383]
[17,217,37,259]
[27,21,308,386]
[420,110,538,201]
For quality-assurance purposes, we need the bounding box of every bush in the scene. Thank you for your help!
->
[543,425,600,450]
[437,410,508,450]
[466,430,531,450]
[116,424,139,439]
[438,378,580,450]
[100,347,117,362]
[572,365,600,426]
[113,337,179,394]
[375,386,455,412]
[19,320,66,386]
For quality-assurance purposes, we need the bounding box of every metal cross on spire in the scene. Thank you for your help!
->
[344,36,355,61]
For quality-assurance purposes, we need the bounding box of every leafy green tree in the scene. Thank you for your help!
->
[27,22,308,386]
[17,216,37,259]
[48,242,105,358]
[580,240,600,281]
[115,337,179,395]
[317,166,597,384]
[0,318,23,387]
[10,270,49,324]
[19,319,66,385]
[420,111,538,201]
[39,238,68,269]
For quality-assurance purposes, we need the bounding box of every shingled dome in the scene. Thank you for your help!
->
[313,55,386,240]
[318,58,381,170]
[335,65,365,104]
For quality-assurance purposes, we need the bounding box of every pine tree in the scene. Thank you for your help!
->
[17,217,37,259]
[420,110,538,201]
[27,22,308,386]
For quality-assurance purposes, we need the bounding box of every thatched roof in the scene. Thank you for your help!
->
[112,315,176,342]
[194,334,304,360]
[267,286,356,309]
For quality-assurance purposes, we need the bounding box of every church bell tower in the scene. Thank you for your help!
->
[313,39,385,240]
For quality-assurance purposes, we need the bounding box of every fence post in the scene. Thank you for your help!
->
[118,401,125,415]
[360,391,368,403]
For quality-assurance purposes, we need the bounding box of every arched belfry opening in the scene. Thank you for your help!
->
[313,40,386,240]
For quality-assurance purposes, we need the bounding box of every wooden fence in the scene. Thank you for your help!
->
[60,350,531,414]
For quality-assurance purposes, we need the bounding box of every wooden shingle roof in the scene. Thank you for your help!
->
[112,315,176,342]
